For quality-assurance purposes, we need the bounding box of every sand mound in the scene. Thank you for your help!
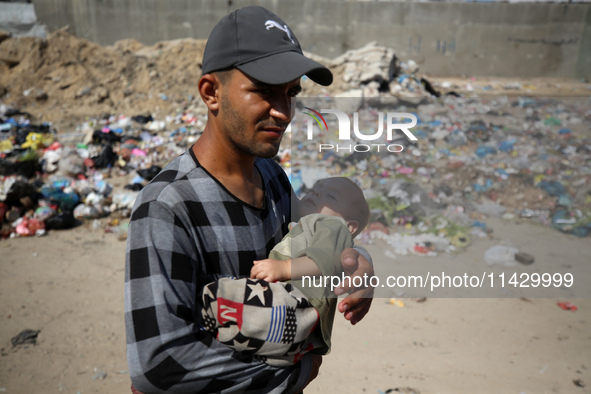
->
[0,29,207,129]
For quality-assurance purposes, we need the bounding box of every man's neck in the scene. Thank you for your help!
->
[192,131,265,208]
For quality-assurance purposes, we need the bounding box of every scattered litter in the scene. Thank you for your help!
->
[514,252,535,265]
[92,368,107,380]
[10,329,40,347]
[484,245,519,267]
[573,379,586,388]
[557,302,578,311]
[379,387,421,394]
[387,298,405,307]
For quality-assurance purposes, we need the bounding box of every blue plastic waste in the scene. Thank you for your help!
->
[473,179,493,192]
[472,221,487,228]
[475,146,497,158]
[414,130,428,139]
[572,227,590,237]
[557,194,573,207]
[536,180,565,197]
[552,210,590,237]
[495,169,509,178]
[40,187,80,210]
[498,140,516,152]
[551,209,573,232]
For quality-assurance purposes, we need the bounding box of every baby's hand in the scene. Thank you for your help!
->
[250,259,291,282]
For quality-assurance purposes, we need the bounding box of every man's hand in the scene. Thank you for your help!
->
[335,248,374,325]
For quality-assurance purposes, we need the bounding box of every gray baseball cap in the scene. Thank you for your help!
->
[201,6,333,86]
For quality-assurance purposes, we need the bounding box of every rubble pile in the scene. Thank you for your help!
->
[0,30,442,131]
[302,41,433,99]
[331,41,428,98]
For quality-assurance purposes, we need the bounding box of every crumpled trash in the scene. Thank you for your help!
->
[475,145,497,158]
[111,192,139,211]
[557,302,577,311]
[473,199,506,218]
[11,329,40,347]
[13,216,45,236]
[45,212,77,230]
[473,179,493,193]
[40,187,80,211]
[536,180,566,197]
[498,139,516,153]
[21,132,53,150]
[0,156,42,178]
[514,252,534,265]
[137,165,162,181]
[73,203,109,219]
[552,209,591,237]
[57,150,85,177]
[484,245,519,267]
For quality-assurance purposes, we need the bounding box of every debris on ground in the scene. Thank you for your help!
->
[10,329,40,347]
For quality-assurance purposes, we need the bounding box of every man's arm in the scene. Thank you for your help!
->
[125,199,312,393]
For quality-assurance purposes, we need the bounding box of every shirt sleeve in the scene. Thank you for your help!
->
[125,199,311,393]
[294,216,353,279]
[352,245,373,266]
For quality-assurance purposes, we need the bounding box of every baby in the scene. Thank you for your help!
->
[201,177,370,365]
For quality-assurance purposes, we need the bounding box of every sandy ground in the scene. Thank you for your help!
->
[0,215,589,394]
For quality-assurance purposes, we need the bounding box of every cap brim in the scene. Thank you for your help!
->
[237,51,333,86]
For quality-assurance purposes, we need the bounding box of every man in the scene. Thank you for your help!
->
[125,6,374,393]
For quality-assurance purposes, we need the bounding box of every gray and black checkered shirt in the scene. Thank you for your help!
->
[125,148,312,393]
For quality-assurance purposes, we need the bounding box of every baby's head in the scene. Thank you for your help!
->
[299,177,369,238]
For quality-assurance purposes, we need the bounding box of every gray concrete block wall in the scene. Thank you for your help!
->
[30,0,591,78]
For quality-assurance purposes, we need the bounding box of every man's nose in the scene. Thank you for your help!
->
[269,95,292,122]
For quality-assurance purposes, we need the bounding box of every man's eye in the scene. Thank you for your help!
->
[328,194,337,200]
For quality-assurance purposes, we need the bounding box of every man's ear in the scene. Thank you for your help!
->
[198,74,221,112]
[347,220,359,236]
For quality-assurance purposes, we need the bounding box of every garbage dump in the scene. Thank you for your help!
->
[285,94,591,258]
[1,29,590,256]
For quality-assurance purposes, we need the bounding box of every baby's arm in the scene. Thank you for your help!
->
[250,256,323,282]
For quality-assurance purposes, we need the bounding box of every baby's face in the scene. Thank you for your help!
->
[299,178,358,219]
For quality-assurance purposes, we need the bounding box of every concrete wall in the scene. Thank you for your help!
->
[0,2,47,38]
[31,0,591,78]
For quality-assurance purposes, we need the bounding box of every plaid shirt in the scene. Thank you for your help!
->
[124,148,312,393]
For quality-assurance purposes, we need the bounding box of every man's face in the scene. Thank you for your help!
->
[217,70,301,158]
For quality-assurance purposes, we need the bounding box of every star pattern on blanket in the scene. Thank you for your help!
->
[232,338,256,352]
[247,282,268,305]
